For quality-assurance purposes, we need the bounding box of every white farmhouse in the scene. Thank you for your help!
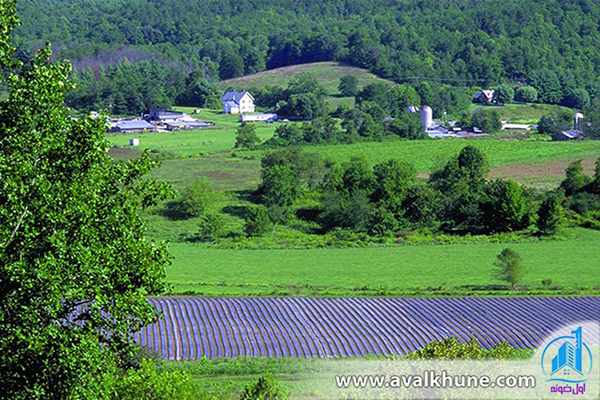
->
[222,90,255,114]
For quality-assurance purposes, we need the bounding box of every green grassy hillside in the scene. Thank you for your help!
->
[219,62,394,95]
[220,61,395,109]
[472,103,575,124]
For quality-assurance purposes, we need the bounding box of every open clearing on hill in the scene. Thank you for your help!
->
[471,103,574,124]
[219,61,395,95]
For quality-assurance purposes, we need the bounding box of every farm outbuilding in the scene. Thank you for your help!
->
[144,109,185,123]
[554,130,584,141]
[419,105,433,128]
[502,123,532,131]
[111,120,156,133]
[239,113,277,123]
[165,121,213,131]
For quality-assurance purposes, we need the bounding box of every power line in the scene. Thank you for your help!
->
[392,76,492,84]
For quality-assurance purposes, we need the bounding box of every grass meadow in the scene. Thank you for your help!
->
[219,61,394,96]
[162,357,325,399]
[164,228,600,296]
[300,138,600,174]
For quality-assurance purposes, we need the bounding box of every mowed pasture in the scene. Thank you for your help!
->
[107,123,276,158]
[165,228,600,296]
[219,61,395,96]
[302,139,600,173]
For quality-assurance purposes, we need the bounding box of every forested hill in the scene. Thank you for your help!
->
[13,0,600,83]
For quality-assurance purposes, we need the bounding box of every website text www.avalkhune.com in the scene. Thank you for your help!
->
[335,370,536,390]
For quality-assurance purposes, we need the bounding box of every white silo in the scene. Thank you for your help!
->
[574,113,584,130]
[419,105,433,128]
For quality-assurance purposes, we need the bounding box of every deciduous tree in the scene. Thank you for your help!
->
[338,75,359,97]
[560,160,591,196]
[515,86,538,103]
[235,122,261,150]
[494,248,525,290]
[493,84,514,105]
[537,190,565,235]
[0,3,174,397]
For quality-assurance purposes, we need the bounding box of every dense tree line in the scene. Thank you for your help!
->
[11,0,600,114]
[249,146,571,238]
[65,59,222,115]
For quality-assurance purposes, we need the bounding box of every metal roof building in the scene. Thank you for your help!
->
[112,120,156,133]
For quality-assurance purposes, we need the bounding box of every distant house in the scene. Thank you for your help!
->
[145,109,185,123]
[111,120,156,133]
[473,90,495,104]
[239,113,277,123]
[222,90,255,114]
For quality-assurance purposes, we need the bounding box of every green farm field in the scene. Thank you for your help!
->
[301,138,600,174]
[105,110,600,299]
[164,228,600,296]
[162,351,535,399]
[109,119,600,191]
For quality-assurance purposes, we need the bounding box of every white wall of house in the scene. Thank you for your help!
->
[222,91,255,114]
[240,93,255,113]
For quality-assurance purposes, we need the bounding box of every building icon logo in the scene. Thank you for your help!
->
[541,327,593,383]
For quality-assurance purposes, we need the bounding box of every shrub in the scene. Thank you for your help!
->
[245,205,272,237]
[107,359,194,400]
[195,213,226,242]
[338,75,359,97]
[240,373,289,400]
[537,190,565,235]
[170,178,216,218]
[405,337,518,360]
[569,192,600,215]
[515,86,538,102]
[235,122,261,150]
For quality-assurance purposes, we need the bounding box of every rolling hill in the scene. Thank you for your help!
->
[219,62,394,94]
[219,61,395,109]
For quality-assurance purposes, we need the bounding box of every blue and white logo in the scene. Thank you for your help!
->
[541,327,593,384]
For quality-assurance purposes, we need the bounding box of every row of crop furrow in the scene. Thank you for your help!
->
[140,297,600,360]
